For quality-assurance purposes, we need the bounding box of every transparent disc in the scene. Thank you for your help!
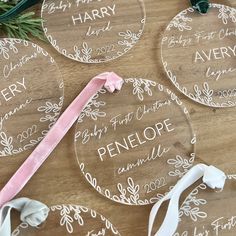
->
[174,175,236,235]
[74,78,196,205]
[41,0,146,63]
[12,205,120,236]
[161,4,236,107]
[0,38,64,157]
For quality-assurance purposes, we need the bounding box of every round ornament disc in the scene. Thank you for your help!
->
[12,205,120,236]
[0,38,64,157]
[74,78,196,205]
[174,175,236,236]
[41,0,146,63]
[161,4,236,107]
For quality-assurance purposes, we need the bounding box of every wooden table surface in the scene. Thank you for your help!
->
[1,0,236,235]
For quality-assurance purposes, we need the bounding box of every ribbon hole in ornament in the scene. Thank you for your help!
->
[113,88,121,94]
[192,0,210,15]
[214,187,224,193]
[35,220,47,230]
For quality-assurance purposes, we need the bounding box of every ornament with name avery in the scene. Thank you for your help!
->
[161,4,236,107]
[0,38,63,158]
[41,0,146,63]
[74,78,196,205]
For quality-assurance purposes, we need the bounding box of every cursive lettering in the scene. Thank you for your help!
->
[162,35,192,48]
[206,66,236,81]
[86,20,112,37]
[195,30,217,43]
[76,0,98,6]
[46,1,72,14]
[219,27,236,40]
[3,53,38,79]
[193,226,209,236]
[117,145,170,174]
[86,228,106,236]
[211,216,236,236]
[110,112,134,131]
[136,100,171,121]
[75,124,108,144]
[0,98,32,131]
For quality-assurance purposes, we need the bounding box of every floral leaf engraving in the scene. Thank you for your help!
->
[0,132,14,156]
[116,176,167,205]
[117,177,140,205]
[227,175,236,180]
[117,18,145,52]
[38,96,63,128]
[58,205,74,233]
[192,82,214,105]
[167,8,194,31]
[118,30,140,48]
[51,205,88,233]
[167,155,194,178]
[179,183,207,222]
[74,42,94,63]
[0,38,19,60]
[0,40,10,59]
[125,78,156,101]
[167,4,236,32]
[216,4,236,24]
[80,162,166,205]
[0,131,24,156]
[12,205,120,235]
[173,231,188,236]
[12,222,29,236]
[76,89,106,124]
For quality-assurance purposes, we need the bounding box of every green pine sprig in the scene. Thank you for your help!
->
[0,2,13,12]
[0,2,46,41]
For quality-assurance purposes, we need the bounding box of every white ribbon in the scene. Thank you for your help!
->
[148,164,226,236]
[0,198,49,236]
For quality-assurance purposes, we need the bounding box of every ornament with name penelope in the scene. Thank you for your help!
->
[74,78,196,205]
[41,0,145,63]
[12,205,121,236]
[173,175,236,236]
[161,4,236,107]
[0,38,63,157]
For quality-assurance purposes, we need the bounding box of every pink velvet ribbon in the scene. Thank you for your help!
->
[0,72,124,207]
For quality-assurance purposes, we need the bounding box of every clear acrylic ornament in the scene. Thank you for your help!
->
[161,4,236,107]
[0,38,64,157]
[41,0,146,63]
[74,78,196,205]
[12,205,120,236]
